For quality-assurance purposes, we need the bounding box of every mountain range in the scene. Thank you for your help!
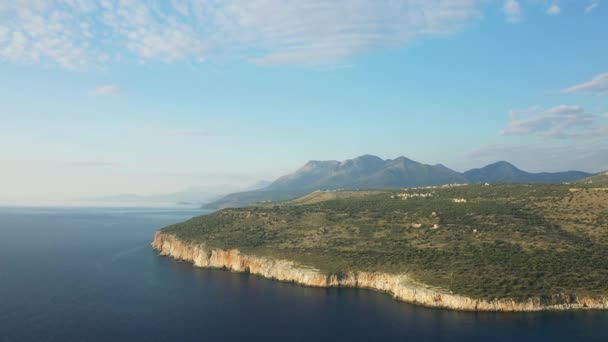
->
[204,155,592,209]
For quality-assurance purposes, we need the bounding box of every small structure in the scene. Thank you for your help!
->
[401,183,468,191]
[452,198,467,203]
[397,193,433,200]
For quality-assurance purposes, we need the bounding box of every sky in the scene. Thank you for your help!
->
[0,0,607,205]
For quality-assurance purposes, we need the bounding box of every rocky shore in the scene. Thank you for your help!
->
[152,232,607,312]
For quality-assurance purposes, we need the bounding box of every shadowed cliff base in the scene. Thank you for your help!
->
[159,183,608,310]
[152,232,608,312]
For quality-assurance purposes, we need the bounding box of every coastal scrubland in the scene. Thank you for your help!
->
[161,183,608,301]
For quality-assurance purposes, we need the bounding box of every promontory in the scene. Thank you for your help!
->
[153,180,608,311]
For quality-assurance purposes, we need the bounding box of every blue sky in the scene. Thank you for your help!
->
[1,0,607,205]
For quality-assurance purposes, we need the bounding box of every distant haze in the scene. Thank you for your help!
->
[1,1,606,205]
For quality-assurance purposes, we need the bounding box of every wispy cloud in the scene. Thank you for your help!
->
[0,2,107,69]
[585,0,600,13]
[546,4,561,15]
[0,0,483,68]
[451,141,608,173]
[501,105,606,139]
[503,0,523,23]
[93,84,123,96]
[563,72,608,94]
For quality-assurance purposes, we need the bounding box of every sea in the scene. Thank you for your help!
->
[1,206,607,341]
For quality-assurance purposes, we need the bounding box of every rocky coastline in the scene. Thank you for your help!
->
[152,232,607,312]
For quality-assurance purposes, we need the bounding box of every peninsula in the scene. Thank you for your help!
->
[153,180,608,311]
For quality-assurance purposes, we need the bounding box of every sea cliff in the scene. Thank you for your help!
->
[152,232,608,312]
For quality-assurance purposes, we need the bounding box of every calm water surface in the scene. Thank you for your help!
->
[1,207,607,341]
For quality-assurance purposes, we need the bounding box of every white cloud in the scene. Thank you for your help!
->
[563,72,608,94]
[93,84,122,96]
[0,0,483,69]
[546,4,560,15]
[501,105,605,139]
[585,0,600,13]
[450,141,608,173]
[503,0,523,23]
[100,0,206,62]
[219,0,482,66]
[453,104,608,172]
[0,1,105,69]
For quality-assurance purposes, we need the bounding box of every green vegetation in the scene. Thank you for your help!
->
[163,183,608,301]
[576,171,608,187]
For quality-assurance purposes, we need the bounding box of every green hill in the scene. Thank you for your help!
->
[164,183,608,301]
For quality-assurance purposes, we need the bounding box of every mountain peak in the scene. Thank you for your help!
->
[301,159,339,170]
[345,154,386,168]
[486,161,519,169]
[391,156,418,163]
[463,161,525,183]
[353,154,384,162]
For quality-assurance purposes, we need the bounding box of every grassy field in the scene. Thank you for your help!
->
[162,182,608,301]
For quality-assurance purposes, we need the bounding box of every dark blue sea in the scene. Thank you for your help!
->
[1,207,607,341]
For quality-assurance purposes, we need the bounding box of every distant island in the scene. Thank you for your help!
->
[154,172,608,311]
[203,155,591,209]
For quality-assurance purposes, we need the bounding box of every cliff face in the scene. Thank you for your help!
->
[152,232,607,312]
